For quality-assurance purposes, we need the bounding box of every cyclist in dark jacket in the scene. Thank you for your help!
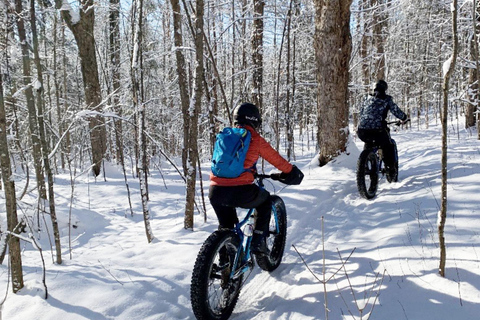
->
[357,80,408,179]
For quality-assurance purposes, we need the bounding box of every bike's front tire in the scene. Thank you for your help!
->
[356,149,379,199]
[191,230,243,320]
[255,195,287,272]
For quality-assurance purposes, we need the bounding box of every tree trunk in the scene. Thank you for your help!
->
[285,1,294,160]
[360,0,371,89]
[109,0,124,165]
[372,0,386,80]
[184,0,204,230]
[54,0,106,177]
[468,0,480,131]
[131,0,154,243]
[52,12,66,170]
[14,0,47,200]
[252,0,265,110]
[439,0,458,278]
[31,0,62,264]
[0,69,24,293]
[173,0,192,175]
[314,0,353,166]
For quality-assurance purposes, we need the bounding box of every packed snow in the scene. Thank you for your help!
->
[1,118,480,320]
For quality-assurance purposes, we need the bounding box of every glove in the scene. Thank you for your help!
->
[277,165,304,185]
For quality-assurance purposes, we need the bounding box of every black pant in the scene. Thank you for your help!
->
[357,128,397,169]
[209,184,271,234]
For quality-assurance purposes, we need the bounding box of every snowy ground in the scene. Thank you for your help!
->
[1,119,480,320]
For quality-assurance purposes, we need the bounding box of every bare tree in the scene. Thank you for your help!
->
[313,0,352,166]
[31,0,62,264]
[372,0,387,80]
[13,0,47,200]
[439,0,458,278]
[0,69,24,293]
[252,0,265,110]
[285,0,294,160]
[131,0,154,242]
[359,0,371,89]
[184,0,204,230]
[174,0,193,174]
[54,0,107,177]
[467,0,480,130]
[109,0,124,164]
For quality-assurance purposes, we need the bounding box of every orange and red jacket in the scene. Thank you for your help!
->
[209,125,293,186]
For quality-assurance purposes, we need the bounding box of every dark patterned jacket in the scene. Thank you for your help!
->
[358,95,407,130]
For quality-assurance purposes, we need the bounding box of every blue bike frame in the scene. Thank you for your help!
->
[230,176,280,279]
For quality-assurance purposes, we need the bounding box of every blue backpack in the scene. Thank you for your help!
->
[211,127,251,178]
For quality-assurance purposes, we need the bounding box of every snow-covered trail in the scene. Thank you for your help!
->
[225,124,480,320]
[2,122,480,320]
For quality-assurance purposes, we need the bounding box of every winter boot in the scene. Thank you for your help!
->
[251,230,268,255]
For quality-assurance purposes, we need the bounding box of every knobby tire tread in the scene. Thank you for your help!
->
[356,149,378,199]
[191,230,243,320]
[255,195,287,272]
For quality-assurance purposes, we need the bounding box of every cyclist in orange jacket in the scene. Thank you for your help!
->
[209,103,303,255]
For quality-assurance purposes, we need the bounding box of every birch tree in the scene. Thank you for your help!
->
[131,0,154,243]
[184,0,204,230]
[439,0,458,278]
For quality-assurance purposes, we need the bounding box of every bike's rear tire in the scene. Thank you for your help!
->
[386,161,398,183]
[387,140,399,183]
[255,195,287,272]
[356,149,379,199]
[191,230,243,320]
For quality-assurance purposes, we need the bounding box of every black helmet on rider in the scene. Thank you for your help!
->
[233,103,262,130]
[374,80,388,93]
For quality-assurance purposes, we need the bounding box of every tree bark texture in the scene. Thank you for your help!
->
[314,0,353,166]
[251,0,265,111]
[131,0,154,243]
[109,0,124,165]
[360,0,371,90]
[55,0,107,177]
[467,0,480,129]
[0,70,24,293]
[14,0,47,200]
[372,0,387,80]
[439,0,458,278]
[171,0,191,174]
[30,0,62,264]
[184,0,204,230]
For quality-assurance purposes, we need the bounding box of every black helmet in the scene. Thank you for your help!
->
[374,80,388,92]
[233,103,262,130]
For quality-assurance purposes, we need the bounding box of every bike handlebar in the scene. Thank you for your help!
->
[387,118,411,126]
[255,174,271,178]
[255,173,281,181]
